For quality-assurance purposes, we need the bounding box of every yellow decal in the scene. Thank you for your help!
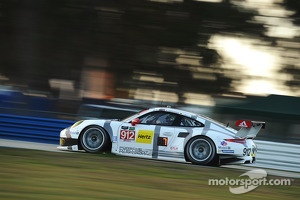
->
[136,130,154,144]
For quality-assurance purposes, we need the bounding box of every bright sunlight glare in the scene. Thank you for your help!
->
[209,35,293,96]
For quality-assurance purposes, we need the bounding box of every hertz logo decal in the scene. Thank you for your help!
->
[136,130,154,144]
[138,134,151,139]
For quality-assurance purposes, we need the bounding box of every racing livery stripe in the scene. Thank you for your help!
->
[201,120,211,135]
[152,125,162,159]
[158,151,185,159]
[104,121,114,140]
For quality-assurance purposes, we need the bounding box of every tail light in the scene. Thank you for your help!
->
[225,138,246,144]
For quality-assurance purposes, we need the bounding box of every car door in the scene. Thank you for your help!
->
[116,111,176,159]
[117,122,156,158]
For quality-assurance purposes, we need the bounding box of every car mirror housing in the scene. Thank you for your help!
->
[131,118,140,126]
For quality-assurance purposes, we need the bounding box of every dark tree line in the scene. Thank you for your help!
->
[0,0,299,101]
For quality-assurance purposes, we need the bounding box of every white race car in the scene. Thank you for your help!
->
[58,107,265,166]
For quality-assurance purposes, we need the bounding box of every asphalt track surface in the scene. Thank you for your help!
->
[1,139,299,179]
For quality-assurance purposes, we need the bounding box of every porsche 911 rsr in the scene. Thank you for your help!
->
[58,107,265,166]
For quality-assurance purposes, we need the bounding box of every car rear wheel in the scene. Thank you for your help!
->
[186,136,216,165]
[80,126,110,153]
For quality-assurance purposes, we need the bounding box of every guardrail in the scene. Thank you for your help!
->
[253,140,300,173]
[0,114,75,144]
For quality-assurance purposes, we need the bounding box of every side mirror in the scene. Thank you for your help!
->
[131,118,140,126]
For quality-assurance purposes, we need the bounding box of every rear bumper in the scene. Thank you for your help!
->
[220,155,256,165]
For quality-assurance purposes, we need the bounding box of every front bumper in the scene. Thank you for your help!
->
[57,138,80,151]
[60,137,77,146]
[57,127,80,151]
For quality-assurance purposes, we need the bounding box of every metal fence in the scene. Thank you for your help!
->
[0,114,75,144]
[254,140,300,173]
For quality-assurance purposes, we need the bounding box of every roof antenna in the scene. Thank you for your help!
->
[226,122,229,127]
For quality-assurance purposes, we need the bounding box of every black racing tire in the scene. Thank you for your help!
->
[79,125,110,153]
[185,136,216,165]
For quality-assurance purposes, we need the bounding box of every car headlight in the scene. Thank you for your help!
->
[71,120,84,128]
[60,128,67,137]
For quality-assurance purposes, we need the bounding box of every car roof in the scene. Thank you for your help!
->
[145,107,227,127]
[147,107,200,119]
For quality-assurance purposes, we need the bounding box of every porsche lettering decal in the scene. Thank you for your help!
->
[119,147,152,156]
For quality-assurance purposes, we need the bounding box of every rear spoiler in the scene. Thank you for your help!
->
[235,120,266,139]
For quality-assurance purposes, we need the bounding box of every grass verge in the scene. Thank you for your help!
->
[0,148,299,200]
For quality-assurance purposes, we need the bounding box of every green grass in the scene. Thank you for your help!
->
[0,148,299,200]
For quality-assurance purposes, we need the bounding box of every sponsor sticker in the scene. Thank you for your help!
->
[222,150,235,153]
[170,146,179,151]
[136,130,154,144]
[235,120,252,128]
[218,146,231,150]
[220,141,227,146]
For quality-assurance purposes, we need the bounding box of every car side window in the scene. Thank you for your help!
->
[139,111,177,126]
[180,116,204,127]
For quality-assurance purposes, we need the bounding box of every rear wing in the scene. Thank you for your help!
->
[235,120,266,139]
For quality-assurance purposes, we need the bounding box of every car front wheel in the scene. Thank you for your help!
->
[186,136,216,165]
[80,126,110,153]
